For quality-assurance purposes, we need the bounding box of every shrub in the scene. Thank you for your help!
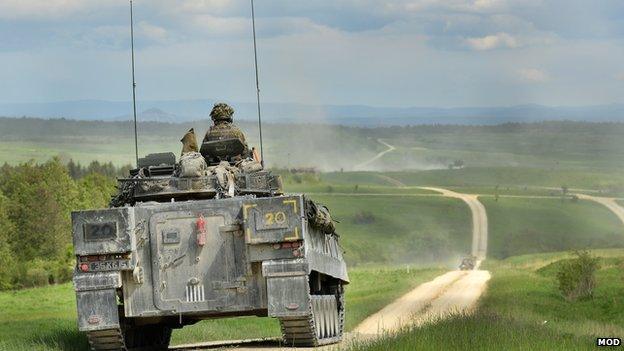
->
[353,211,375,225]
[22,259,52,288]
[556,250,600,301]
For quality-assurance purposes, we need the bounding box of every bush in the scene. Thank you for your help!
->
[353,211,376,225]
[22,259,52,288]
[556,250,600,301]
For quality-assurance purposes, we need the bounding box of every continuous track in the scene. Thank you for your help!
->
[280,294,344,346]
[87,328,126,351]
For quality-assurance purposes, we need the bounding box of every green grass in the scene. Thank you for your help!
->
[446,185,559,196]
[348,313,592,351]
[352,249,624,351]
[482,197,624,259]
[320,167,624,195]
[480,250,624,339]
[0,266,444,351]
[386,167,624,190]
[283,183,437,195]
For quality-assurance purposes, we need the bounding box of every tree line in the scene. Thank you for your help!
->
[0,159,123,290]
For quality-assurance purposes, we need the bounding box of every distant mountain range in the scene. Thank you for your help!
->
[1,99,623,126]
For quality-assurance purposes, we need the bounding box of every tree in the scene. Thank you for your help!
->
[77,172,117,209]
[0,193,17,289]
[1,158,79,259]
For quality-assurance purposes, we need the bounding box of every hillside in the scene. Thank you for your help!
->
[2,100,624,125]
[2,118,624,173]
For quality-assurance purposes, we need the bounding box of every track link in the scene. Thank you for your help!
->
[86,323,171,351]
[279,292,345,347]
[87,328,127,351]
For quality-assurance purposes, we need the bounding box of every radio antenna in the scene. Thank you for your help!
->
[250,0,265,167]
[130,0,139,167]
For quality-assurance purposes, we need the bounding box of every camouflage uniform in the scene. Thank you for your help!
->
[203,103,249,157]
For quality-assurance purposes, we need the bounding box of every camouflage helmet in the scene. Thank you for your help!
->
[210,103,234,122]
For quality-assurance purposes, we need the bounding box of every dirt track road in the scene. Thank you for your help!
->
[575,194,624,225]
[353,270,491,337]
[418,187,488,259]
[353,139,396,170]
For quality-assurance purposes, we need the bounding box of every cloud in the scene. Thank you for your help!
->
[518,68,549,82]
[464,32,519,50]
[0,0,120,20]
[137,22,168,43]
[0,0,623,107]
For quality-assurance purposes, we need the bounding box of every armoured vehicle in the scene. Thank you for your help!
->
[459,256,476,271]
[71,138,349,350]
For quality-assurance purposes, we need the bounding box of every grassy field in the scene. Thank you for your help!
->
[351,249,624,351]
[307,195,471,266]
[284,183,437,195]
[0,266,444,351]
[482,197,624,259]
[283,177,624,263]
[480,250,624,342]
[322,167,624,193]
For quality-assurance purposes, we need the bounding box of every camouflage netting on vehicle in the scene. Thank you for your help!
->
[109,157,277,207]
[305,199,336,235]
[178,152,207,178]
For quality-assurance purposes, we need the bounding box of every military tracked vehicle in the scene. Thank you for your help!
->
[459,256,476,271]
[71,138,349,350]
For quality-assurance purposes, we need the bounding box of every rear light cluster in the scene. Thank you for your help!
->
[272,241,302,250]
[272,241,303,256]
[196,215,207,247]
[77,253,131,272]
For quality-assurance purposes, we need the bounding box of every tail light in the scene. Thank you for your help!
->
[196,215,206,246]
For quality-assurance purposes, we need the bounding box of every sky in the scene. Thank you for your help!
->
[0,0,623,107]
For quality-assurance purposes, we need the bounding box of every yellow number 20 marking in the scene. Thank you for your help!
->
[264,211,286,225]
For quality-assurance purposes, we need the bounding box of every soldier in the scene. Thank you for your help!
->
[203,102,249,159]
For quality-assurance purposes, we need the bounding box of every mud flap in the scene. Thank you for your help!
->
[74,272,122,331]
[263,260,310,318]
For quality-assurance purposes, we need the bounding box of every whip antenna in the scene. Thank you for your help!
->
[130,0,139,167]
[250,0,265,167]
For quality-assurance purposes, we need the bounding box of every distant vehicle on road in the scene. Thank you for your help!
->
[459,256,477,270]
